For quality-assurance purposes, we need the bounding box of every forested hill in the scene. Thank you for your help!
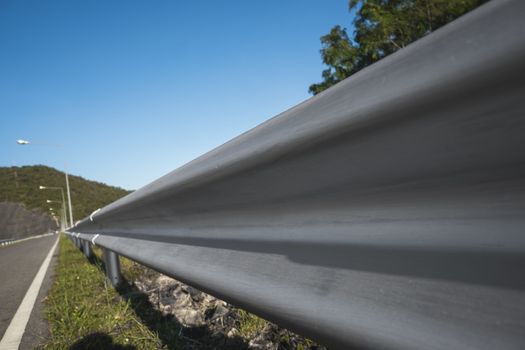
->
[0,165,131,222]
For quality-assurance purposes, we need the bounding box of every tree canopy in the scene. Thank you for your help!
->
[309,0,487,95]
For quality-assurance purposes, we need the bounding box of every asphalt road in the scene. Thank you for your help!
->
[0,234,58,349]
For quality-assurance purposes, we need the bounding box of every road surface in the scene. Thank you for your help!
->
[0,234,58,349]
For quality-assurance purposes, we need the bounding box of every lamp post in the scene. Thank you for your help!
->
[40,186,68,228]
[17,139,74,227]
[47,199,66,231]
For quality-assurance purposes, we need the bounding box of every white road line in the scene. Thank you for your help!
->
[0,237,59,350]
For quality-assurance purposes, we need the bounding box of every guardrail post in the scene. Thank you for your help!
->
[103,248,121,287]
[82,240,93,258]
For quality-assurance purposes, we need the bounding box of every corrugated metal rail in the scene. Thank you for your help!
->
[67,1,525,348]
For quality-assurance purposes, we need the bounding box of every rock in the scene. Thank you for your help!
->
[161,304,172,316]
[190,292,203,303]
[174,292,193,308]
[175,309,204,327]
[134,281,146,290]
[160,296,176,306]
[180,285,202,300]
[131,269,327,350]
[227,328,239,338]
[248,334,277,350]
[148,293,159,306]
[211,304,229,320]
[172,285,183,297]
[156,275,177,289]
[202,294,215,303]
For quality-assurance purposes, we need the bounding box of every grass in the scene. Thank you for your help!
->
[236,309,267,338]
[40,235,166,349]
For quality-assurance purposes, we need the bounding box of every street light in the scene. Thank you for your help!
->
[18,139,74,227]
[39,185,68,227]
[47,200,65,231]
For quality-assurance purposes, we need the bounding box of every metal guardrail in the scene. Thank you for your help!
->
[0,239,14,247]
[67,1,525,349]
[0,233,56,247]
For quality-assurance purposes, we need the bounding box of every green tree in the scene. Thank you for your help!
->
[309,0,487,95]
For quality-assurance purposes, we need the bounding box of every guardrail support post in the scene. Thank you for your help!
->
[82,240,93,258]
[103,248,121,287]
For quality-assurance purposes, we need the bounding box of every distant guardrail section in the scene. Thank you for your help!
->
[0,233,56,247]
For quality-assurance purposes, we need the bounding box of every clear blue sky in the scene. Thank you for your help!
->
[1,0,355,190]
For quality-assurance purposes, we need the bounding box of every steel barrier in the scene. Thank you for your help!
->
[66,1,525,349]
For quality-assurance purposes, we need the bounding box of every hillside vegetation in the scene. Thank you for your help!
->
[0,165,130,222]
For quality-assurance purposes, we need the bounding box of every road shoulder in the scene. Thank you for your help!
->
[19,239,59,349]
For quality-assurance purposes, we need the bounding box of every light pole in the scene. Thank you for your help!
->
[47,199,66,231]
[40,186,69,228]
[17,139,74,227]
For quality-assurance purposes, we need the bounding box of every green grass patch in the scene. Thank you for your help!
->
[236,309,267,338]
[40,235,165,349]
